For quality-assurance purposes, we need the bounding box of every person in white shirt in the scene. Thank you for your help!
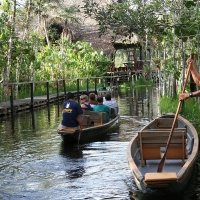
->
[103,93,118,117]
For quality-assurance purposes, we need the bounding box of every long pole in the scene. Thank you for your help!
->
[77,131,81,147]
[157,53,194,172]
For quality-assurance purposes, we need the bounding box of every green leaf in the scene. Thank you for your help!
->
[167,31,173,41]
[184,1,196,8]
[180,17,185,23]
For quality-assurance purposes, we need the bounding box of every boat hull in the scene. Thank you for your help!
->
[127,114,199,194]
[58,114,119,145]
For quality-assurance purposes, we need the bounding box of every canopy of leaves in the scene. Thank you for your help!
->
[82,0,200,44]
[82,0,169,42]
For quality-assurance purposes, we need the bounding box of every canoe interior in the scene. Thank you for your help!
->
[132,115,194,175]
[134,148,187,175]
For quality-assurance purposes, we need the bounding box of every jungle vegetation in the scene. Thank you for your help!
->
[83,0,200,98]
[0,0,112,101]
[1,0,200,103]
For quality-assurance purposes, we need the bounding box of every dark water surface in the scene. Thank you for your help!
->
[0,86,199,200]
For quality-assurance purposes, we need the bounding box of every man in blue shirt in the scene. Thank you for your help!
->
[93,96,110,122]
[59,92,83,132]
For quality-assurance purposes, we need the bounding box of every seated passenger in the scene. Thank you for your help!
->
[80,95,93,111]
[58,92,83,132]
[88,93,98,108]
[103,93,118,116]
[93,96,110,122]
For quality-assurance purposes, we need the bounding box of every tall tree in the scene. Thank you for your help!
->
[15,0,32,98]
[82,0,200,96]
[2,0,17,100]
[30,0,64,47]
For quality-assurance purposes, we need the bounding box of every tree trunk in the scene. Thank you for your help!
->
[43,18,51,48]
[172,29,176,98]
[15,0,32,99]
[181,41,186,92]
[4,0,16,101]
[163,43,167,96]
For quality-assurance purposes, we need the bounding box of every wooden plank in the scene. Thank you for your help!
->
[139,129,187,165]
[145,172,178,182]
[142,144,186,147]
[58,127,78,133]
[166,147,188,159]
[156,118,178,129]
[82,115,91,128]
[83,110,106,124]
[143,147,161,159]
[139,130,186,144]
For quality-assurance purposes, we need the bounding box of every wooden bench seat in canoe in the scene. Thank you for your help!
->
[58,127,78,133]
[155,118,178,129]
[82,115,91,129]
[144,172,178,185]
[83,110,106,126]
[138,128,187,166]
[58,115,91,132]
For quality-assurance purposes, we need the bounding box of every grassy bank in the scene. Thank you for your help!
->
[159,96,200,134]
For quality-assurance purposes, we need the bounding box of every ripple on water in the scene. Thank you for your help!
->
[0,92,199,199]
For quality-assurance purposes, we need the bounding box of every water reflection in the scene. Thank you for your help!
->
[60,143,85,180]
[60,143,83,159]
[118,85,159,119]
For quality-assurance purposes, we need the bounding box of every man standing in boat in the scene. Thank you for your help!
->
[58,92,83,133]
[179,57,200,100]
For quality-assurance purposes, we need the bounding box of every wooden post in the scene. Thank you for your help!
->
[46,82,50,106]
[56,80,59,104]
[63,79,67,100]
[9,85,14,131]
[95,77,97,94]
[46,82,50,121]
[30,82,35,128]
[86,78,89,94]
[77,79,80,103]
[30,82,34,110]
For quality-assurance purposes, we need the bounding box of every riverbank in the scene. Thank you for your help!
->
[159,96,200,134]
[0,90,96,116]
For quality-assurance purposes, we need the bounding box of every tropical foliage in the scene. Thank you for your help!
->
[82,0,200,97]
[36,40,112,81]
[159,95,200,132]
[2,0,200,102]
[0,0,111,100]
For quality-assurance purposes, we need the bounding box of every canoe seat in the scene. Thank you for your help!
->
[138,128,187,167]
[155,118,178,129]
[83,110,106,126]
[82,115,91,129]
[144,172,178,185]
[58,127,78,133]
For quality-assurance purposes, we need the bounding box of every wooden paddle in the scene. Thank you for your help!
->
[77,129,82,147]
[157,53,195,172]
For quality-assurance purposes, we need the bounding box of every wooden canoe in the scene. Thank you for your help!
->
[57,110,119,144]
[127,114,199,194]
